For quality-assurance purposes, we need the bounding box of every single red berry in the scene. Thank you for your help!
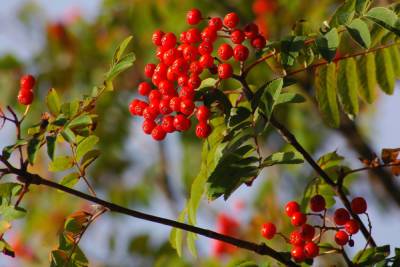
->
[161,115,175,133]
[244,23,259,39]
[334,208,350,226]
[142,119,156,134]
[152,30,164,46]
[163,48,179,66]
[180,31,188,44]
[158,80,175,96]
[129,99,139,116]
[335,230,349,246]
[217,43,233,60]
[201,27,217,43]
[17,90,34,105]
[161,32,177,49]
[186,28,201,44]
[289,230,305,246]
[199,54,214,68]
[144,63,156,78]
[138,82,152,96]
[183,45,199,62]
[285,201,300,217]
[291,212,307,227]
[198,41,213,55]
[261,222,276,240]
[20,74,36,90]
[179,87,195,100]
[231,29,245,44]
[217,63,233,79]
[344,219,360,235]
[187,75,201,90]
[291,246,306,262]
[251,35,266,49]
[172,58,189,74]
[174,114,191,131]
[167,67,178,81]
[189,61,203,75]
[300,224,315,241]
[180,99,195,115]
[148,90,162,102]
[196,105,211,121]
[177,75,188,87]
[169,97,181,112]
[186,8,202,25]
[208,17,223,31]
[351,197,367,214]
[151,125,166,141]
[304,242,319,258]
[129,100,147,116]
[195,122,211,138]
[143,106,159,120]
[223,12,239,28]
[149,99,160,113]
[233,44,249,61]
[310,194,326,212]
[159,98,172,115]
[151,72,163,87]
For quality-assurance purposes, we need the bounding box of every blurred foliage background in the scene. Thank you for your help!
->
[0,0,399,266]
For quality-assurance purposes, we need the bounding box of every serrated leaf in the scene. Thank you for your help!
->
[106,52,136,89]
[49,156,74,172]
[389,46,400,78]
[61,101,80,119]
[0,206,26,221]
[315,63,340,127]
[280,35,306,67]
[316,28,340,61]
[46,88,61,116]
[61,128,75,144]
[346,18,371,48]
[69,115,92,129]
[76,136,99,162]
[358,53,377,103]
[259,78,284,120]
[366,7,400,36]
[337,58,359,115]
[353,245,390,265]
[46,135,56,160]
[0,183,23,205]
[261,151,304,168]
[317,151,345,170]
[60,173,80,188]
[275,92,306,105]
[27,136,41,165]
[80,149,101,170]
[376,48,395,95]
[2,139,28,160]
[113,35,133,63]
[330,0,356,27]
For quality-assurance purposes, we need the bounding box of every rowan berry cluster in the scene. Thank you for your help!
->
[261,195,369,262]
[129,8,267,141]
[212,213,240,256]
[18,75,36,105]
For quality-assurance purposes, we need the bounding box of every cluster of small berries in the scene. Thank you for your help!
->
[261,195,368,262]
[129,8,267,141]
[18,75,36,105]
[212,213,240,257]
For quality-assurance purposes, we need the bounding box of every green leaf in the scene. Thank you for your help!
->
[235,261,259,267]
[261,151,304,168]
[27,136,42,165]
[61,128,75,144]
[0,183,22,205]
[68,115,92,129]
[61,101,80,119]
[2,139,28,160]
[355,0,372,14]
[376,48,395,95]
[337,58,359,116]
[259,78,284,120]
[0,221,11,234]
[358,53,377,103]
[80,149,101,170]
[317,151,345,170]
[76,136,99,162]
[113,35,133,63]
[389,46,400,78]
[280,35,306,67]
[315,63,340,127]
[228,107,252,129]
[353,245,390,265]
[46,88,61,116]
[49,156,74,172]
[46,135,56,160]
[0,206,26,221]
[346,18,371,48]
[60,173,80,188]
[316,28,340,61]
[366,7,400,36]
[275,92,306,105]
[169,208,187,257]
[106,52,136,89]
[187,232,198,257]
[330,0,356,27]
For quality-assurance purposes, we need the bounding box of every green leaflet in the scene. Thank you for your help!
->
[316,28,340,62]
[346,18,371,48]
[330,0,356,27]
[315,63,340,127]
[358,53,377,103]
[376,48,395,95]
[366,7,400,36]
[46,88,61,116]
[337,58,359,116]
[389,46,400,78]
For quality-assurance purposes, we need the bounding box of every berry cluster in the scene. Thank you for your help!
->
[213,213,240,257]
[18,75,36,106]
[129,8,267,141]
[261,195,368,263]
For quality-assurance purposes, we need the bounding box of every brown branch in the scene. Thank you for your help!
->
[342,162,400,178]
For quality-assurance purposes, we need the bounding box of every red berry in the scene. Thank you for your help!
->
[291,212,307,227]
[344,219,360,235]
[138,82,152,96]
[233,44,249,61]
[151,125,166,141]
[180,31,188,44]
[148,90,162,102]
[169,97,181,112]
[304,242,319,258]
[172,58,189,74]
[351,197,367,214]
[161,32,177,49]
[159,98,172,115]
[161,115,175,133]
[217,43,233,60]
[186,28,201,44]
[187,75,201,90]
[335,230,349,246]
[186,8,202,25]
[163,48,179,65]
[300,224,315,241]
[244,23,259,39]
[290,230,305,246]
[198,41,213,55]
[179,87,195,100]
[142,119,156,134]
[158,80,175,96]
[143,106,159,120]
[195,122,211,138]
[167,67,178,81]
[291,246,306,262]
[152,30,164,46]
[201,27,217,43]
[310,194,326,212]
[217,63,233,79]
[285,201,300,217]
[208,17,223,31]
[174,114,191,131]
[231,29,245,44]
[223,12,239,28]
[177,75,188,87]
[17,90,34,105]
[199,54,214,68]
[129,100,147,116]
[196,105,210,121]
[183,45,199,62]
[20,74,36,90]
[261,222,276,240]
[144,63,156,78]
[251,35,266,49]
[180,99,195,115]
[189,61,203,75]
[334,208,350,226]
